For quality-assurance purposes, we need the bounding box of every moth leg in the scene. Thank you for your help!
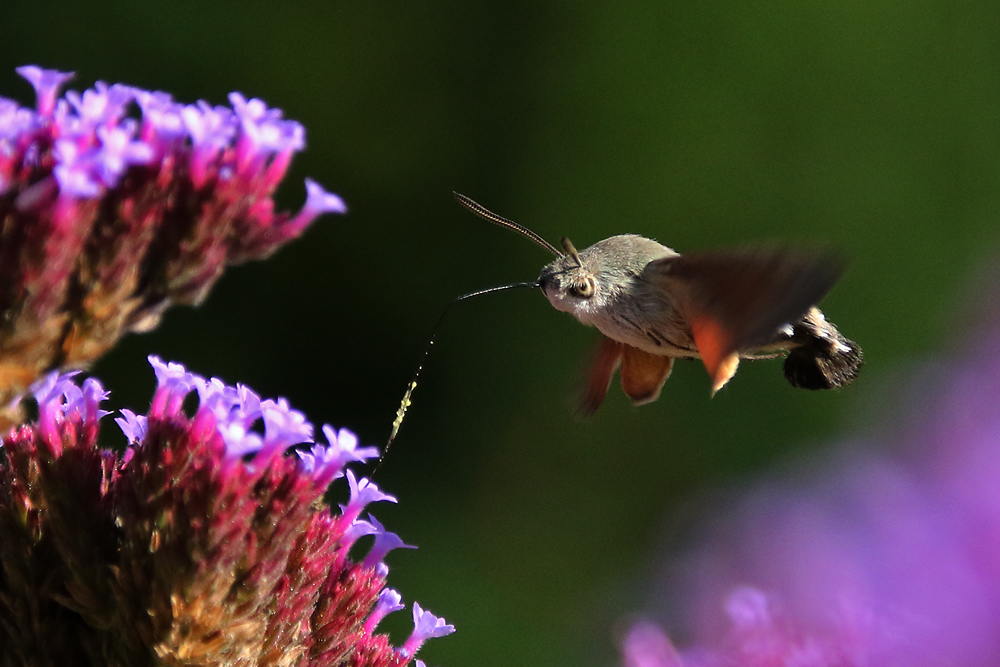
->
[620,345,674,406]
[578,336,624,416]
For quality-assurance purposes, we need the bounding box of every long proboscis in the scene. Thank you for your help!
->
[453,192,563,258]
[371,281,540,477]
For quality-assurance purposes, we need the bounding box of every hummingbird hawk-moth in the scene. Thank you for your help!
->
[453,193,863,414]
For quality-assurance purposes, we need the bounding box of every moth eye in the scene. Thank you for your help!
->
[570,277,596,299]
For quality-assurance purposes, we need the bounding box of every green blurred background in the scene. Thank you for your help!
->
[3,1,1000,664]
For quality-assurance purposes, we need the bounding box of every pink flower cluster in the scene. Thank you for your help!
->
[0,66,345,421]
[0,357,453,666]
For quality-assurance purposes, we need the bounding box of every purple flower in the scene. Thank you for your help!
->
[621,622,682,667]
[0,66,345,429]
[64,81,135,127]
[401,604,457,657]
[297,425,380,485]
[114,408,147,444]
[366,589,407,634]
[618,293,1000,666]
[15,65,74,116]
[363,515,416,569]
[340,470,398,526]
[260,397,314,454]
[288,178,348,234]
[93,124,155,185]
[0,359,452,666]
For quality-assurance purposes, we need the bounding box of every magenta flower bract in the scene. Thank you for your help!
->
[0,357,452,666]
[619,297,1000,666]
[0,66,345,427]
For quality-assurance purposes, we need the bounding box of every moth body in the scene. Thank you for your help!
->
[454,193,863,413]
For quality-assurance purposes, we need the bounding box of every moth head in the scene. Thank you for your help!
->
[538,238,600,315]
[451,195,667,322]
[538,234,678,322]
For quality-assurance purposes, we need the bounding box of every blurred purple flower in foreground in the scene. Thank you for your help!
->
[0,66,345,425]
[0,357,452,666]
[621,295,1000,666]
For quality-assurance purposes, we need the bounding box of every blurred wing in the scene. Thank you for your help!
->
[645,246,844,393]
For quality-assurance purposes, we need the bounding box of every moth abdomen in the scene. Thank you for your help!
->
[782,310,863,390]
[783,339,863,390]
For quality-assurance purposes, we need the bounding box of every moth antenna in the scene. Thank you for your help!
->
[453,192,564,258]
[561,237,582,268]
[371,281,540,478]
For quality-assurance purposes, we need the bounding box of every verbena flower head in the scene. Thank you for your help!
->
[0,357,452,666]
[619,294,1000,666]
[0,66,345,426]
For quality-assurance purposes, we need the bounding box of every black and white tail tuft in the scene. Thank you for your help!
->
[783,308,863,390]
